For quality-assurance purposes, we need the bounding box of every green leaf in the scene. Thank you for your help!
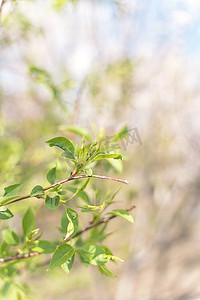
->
[61,151,76,161]
[46,137,75,160]
[64,208,76,239]
[48,244,75,270]
[30,185,44,197]
[84,168,93,176]
[66,187,91,204]
[2,184,22,199]
[50,184,62,193]
[0,241,9,255]
[61,254,75,274]
[79,243,108,265]
[67,208,78,220]
[1,281,12,297]
[0,207,14,220]
[29,66,50,82]
[2,229,19,246]
[46,167,56,184]
[58,190,66,195]
[98,264,118,278]
[60,209,79,238]
[0,196,20,205]
[22,207,35,236]
[82,202,105,211]
[108,209,134,223]
[45,195,60,211]
[90,253,109,265]
[79,243,99,265]
[32,240,57,254]
[60,125,93,142]
[26,228,40,241]
[93,154,122,161]
[114,126,129,141]
[65,178,90,202]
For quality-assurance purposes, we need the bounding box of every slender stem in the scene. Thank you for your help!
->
[0,252,40,263]
[0,205,135,264]
[0,0,6,16]
[88,175,129,185]
[1,174,129,206]
[64,205,135,243]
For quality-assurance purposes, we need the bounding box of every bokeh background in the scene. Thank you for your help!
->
[1,0,200,299]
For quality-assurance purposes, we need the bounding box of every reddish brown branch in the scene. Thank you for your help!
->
[1,174,129,206]
[0,205,135,264]
[0,251,40,263]
[64,205,135,243]
[0,0,6,17]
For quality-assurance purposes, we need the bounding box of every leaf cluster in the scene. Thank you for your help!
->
[0,129,134,299]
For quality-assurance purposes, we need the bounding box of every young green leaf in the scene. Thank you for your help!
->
[32,240,57,254]
[2,229,19,246]
[1,281,13,297]
[58,190,66,195]
[29,66,50,82]
[90,253,109,265]
[108,209,134,223]
[46,137,75,160]
[81,202,105,212]
[0,241,9,255]
[1,184,22,200]
[93,153,122,161]
[113,126,129,141]
[50,184,62,193]
[45,195,60,211]
[61,254,75,274]
[60,209,79,238]
[91,253,123,266]
[46,167,56,184]
[80,244,122,266]
[30,185,44,197]
[79,243,107,265]
[26,228,40,241]
[61,151,76,161]
[67,208,78,220]
[66,186,91,204]
[98,264,118,278]
[64,208,78,239]
[48,244,75,270]
[65,178,90,202]
[0,196,21,205]
[22,207,35,236]
[0,207,14,220]
[79,243,98,264]
[84,168,93,176]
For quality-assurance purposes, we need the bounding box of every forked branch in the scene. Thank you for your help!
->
[0,205,135,264]
[2,174,129,206]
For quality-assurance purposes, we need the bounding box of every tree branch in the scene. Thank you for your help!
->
[1,174,129,206]
[0,252,40,263]
[0,205,135,264]
[64,204,135,243]
[0,0,6,18]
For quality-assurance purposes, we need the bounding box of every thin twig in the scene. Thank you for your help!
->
[1,174,129,206]
[0,0,6,16]
[0,252,40,263]
[0,205,135,264]
[64,204,135,243]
